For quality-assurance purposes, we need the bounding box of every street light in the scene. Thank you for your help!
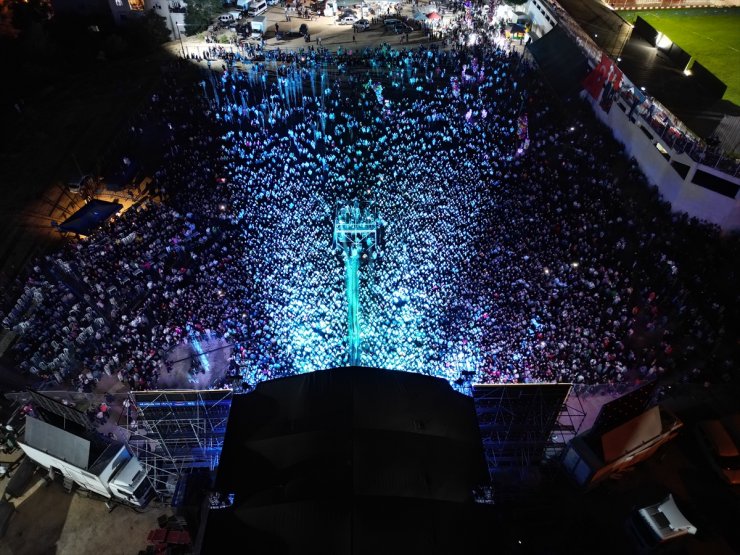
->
[176,22,186,58]
[167,12,186,57]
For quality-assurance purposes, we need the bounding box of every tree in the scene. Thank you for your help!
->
[19,21,53,58]
[184,0,224,34]
[122,9,171,53]
[10,0,52,33]
[102,33,129,59]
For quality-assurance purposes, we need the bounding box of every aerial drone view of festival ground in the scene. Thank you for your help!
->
[4,37,738,396]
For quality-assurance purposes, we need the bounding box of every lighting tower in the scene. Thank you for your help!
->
[333,197,379,366]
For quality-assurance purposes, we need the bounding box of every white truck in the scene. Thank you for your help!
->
[250,14,267,36]
[18,416,154,508]
[628,493,697,552]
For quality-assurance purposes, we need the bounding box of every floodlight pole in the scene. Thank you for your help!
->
[345,252,361,365]
[333,197,379,367]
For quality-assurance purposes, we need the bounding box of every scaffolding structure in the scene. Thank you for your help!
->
[333,197,380,366]
[126,389,233,501]
[472,383,583,475]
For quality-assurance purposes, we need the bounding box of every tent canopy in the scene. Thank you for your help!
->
[57,199,123,236]
[527,27,590,98]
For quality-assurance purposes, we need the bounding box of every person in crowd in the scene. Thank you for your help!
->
[1,28,737,397]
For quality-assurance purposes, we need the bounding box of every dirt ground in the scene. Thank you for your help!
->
[0,447,173,555]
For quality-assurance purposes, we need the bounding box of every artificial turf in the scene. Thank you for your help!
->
[618,8,740,106]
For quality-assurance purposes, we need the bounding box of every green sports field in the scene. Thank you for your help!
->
[618,8,740,106]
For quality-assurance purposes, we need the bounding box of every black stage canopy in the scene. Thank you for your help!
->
[57,199,122,236]
[527,27,590,99]
[202,367,497,555]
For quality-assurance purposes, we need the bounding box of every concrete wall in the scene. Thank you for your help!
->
[584,93,740,231]
[527,0,557,38]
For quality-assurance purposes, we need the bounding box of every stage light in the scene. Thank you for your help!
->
[571,262,579,268]
[656,32,672,50]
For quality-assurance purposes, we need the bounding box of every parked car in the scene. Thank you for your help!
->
[393,22,412,34]
[383,18,400,27]
[68,174,98,196]
[337,13,358,24]
[353,18,370,31]
[218,13,235,23]
[694,419,740,485]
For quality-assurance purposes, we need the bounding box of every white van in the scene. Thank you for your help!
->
[218,13,235,24]
[247,0,267,16]
[628,493,697,552]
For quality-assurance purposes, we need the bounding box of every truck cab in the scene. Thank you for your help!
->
[628,493,697,552]
[108,457,155,507]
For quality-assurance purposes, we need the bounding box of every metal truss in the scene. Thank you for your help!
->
[125,389,233,501]
[472,383,580,475]
[333,197,380,366]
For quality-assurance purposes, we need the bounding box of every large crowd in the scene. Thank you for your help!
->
[1,35,738,394]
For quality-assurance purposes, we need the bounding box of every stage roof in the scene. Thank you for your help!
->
[58,199,122,236]
[203,367,496,554]
[527,27,590,98]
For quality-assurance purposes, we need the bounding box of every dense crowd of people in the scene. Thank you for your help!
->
[1,37,738,394]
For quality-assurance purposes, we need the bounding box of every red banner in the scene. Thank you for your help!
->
[583,53,623,101]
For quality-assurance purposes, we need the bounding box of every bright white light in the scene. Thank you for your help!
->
[640,86,646,91]
[656,32,672,50]
[571,262,579,268]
